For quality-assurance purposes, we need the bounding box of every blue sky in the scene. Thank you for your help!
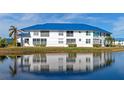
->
[0,13,124,38]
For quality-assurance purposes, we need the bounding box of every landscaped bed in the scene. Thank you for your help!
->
[0,47,124,55]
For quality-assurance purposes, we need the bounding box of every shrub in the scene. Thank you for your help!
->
[0,38,7,48]
[93,44,101,47]
[68,44,77,47]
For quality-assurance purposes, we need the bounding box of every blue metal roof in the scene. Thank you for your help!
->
[21,23,111,34]
[115,38,124,41]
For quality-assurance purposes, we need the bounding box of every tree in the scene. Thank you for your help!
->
[9,26,20,46]
[0,37,7,47]
[105,36,114,47]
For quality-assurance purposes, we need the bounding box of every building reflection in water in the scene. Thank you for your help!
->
[17,52,114,72]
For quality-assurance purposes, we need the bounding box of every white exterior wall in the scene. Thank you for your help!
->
[93,36,106,47]
[18,30,108,47]
[46,31,67,47]
[72,31,93,47]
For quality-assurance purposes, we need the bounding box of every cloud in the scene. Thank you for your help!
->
[62,14,100,22]
[112,17,124,38]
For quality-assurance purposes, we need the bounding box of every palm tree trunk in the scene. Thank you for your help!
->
[14,32,17,46]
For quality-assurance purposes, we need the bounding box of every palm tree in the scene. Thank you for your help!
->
[105,36,114,47]
[9,26,20,46]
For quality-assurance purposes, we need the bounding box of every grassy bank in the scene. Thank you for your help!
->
[0,47,124,55]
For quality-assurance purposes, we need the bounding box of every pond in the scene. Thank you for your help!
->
[0,52,124,80]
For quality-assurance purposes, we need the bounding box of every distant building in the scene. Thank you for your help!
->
[18,23,112,47]
[114,38,124,46]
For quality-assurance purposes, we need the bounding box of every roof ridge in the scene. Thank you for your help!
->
[45,23,89,25]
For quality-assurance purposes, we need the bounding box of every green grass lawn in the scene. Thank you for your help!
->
[0,47,124,55]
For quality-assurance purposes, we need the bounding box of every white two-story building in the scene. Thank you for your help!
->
[18,23,111,47]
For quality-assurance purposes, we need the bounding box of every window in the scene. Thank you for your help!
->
[37,39,40,44]
[33,32,39,36]
[66,39,76,44]
[33,39,37,45]
[41,39,47,45]
[33,38,47,45]
[93,32,99,37]
[33,39,40,45]
[58,41,63,44]
[86,31,91,36]
[40,31,49,37]
[58,38,64,44]
[93,39,99,44]
[24,38,29,44]
[86,39,91,44]
[79,39,81,41]
[66,31,73,37]
[58,32,63,36]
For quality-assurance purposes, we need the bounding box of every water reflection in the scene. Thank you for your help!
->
[9,56,17,76]
[0,56,8,63]
[15,52,114,73]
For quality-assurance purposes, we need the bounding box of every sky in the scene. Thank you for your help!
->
[0,13,124,38]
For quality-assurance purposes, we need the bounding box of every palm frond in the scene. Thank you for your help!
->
[9,31,14,37]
